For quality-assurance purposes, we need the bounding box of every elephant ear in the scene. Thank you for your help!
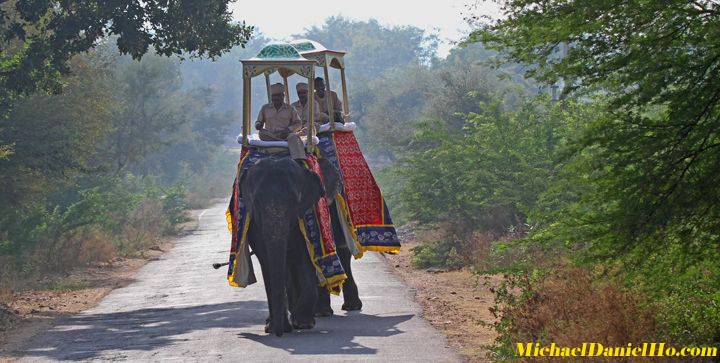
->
[298,167,325,218]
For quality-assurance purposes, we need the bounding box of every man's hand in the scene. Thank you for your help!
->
[296,127,308,137]
[255,121,263,131]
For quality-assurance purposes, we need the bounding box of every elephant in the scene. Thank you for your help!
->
[241,155,340,337]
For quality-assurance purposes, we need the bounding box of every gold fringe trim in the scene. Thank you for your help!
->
[225,208,233,233]
[363,245,401,254]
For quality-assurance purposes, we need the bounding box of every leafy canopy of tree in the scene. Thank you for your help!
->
[298,16,439,138]
[0,0,253,115]
[469,0,720,263]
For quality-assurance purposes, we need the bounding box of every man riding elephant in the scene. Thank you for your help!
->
[314,77,344,124]
[256,83,306,163]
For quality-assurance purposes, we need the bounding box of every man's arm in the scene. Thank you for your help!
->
[289,107,302,132]
[255,105,266,130]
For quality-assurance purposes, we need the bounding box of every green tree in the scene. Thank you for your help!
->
[103,53,186,174]
[0,52,115,209]
[0,0,253,111]
[397,94,588,267]
[470,0,720,262]
[299,16,439,136]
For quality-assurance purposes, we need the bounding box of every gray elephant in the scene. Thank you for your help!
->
[241,156,340,337]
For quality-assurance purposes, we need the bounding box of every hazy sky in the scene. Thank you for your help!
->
[230,1,500,57]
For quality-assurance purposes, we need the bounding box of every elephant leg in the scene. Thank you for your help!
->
[314,285,333,317]
[339,244,362,311]
[288,242,318,329]
[249,227,291,334]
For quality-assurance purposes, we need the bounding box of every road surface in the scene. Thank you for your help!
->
[13,202,462,362]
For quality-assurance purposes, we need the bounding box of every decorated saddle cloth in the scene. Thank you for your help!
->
[225,148,346,293]
[317,131,401,256]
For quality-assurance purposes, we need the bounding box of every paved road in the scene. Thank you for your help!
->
[13,203,461,362]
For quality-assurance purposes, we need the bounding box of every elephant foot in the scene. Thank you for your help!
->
[342,300,363,311]
[291,317,316,330]
[314,309,334,317]
[264,318,293,334]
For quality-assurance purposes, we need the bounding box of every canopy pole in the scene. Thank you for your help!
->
[283,75,290,105]
[242,75,250,146]
[340,67,349,124]
[264,73,271,104]
[308,69,315,153]
[323,58,335,131]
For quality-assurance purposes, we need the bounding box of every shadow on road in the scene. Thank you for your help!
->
[237,313,414,355]
[14,301,267,361]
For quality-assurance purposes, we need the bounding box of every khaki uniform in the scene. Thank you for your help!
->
[315,90,343,121]
[256,103,306,160]
[291,99,325,131]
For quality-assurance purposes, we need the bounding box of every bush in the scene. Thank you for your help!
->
[399,94,589,269]
[0,174,194,284]
[486,266,661,362]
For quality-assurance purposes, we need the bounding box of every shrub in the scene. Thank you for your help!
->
[399,94,590,269]
[486,266,661,362]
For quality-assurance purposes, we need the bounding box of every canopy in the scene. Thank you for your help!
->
[290,39,346,70]
[239,43,317,147]
[242,43,316,79]
[289,39,349,127]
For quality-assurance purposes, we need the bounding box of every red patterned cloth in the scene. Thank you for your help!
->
[332,132,384,227]
[304,154,336,255]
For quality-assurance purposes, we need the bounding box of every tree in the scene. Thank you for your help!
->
[0,52,115,209]
[469,0,720,261]
[0,0,253,116]
[299,16,439,136]
[103,53,186,174]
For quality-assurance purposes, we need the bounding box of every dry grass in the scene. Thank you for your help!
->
[492,266,714,363]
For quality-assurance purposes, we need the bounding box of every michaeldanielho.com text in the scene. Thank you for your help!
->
[516,343,717,358]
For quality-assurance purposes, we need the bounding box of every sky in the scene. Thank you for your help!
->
[230,0,500,57]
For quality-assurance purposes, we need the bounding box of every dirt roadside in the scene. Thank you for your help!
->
[0,210,203,361]
[382,239,498,363]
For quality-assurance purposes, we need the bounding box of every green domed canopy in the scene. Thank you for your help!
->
[253,43,304,60]
[290,39,327,53]
[289,39,346,69]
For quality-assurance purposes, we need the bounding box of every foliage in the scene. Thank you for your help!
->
[298,16,440,149]
[101,50,235,177]
[302,16,438,82]
[463,0,720,355]
[485,266,660,362]
[0,0,253,115]
[396,94,589,267]
[0,52,115,210]
[0,45,236,286]
[470,0,720,265]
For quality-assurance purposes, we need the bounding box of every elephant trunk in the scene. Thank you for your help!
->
[264,220,289,337]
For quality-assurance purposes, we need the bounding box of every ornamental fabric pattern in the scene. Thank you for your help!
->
[317,131,401,253]
[226,148,346,292]
[255,44,303,59]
